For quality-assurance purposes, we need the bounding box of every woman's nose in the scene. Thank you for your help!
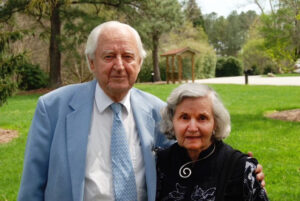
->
[187,119,198,131]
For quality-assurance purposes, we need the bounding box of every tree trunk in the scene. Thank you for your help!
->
[294,7,300,59]
[152,33,161,81]
[49,2,61,88]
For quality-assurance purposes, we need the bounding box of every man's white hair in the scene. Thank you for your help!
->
[85,21,146,71]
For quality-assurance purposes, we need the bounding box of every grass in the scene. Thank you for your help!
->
[0,94,41,201]
[1,84,300,201]
[262,73,300,77]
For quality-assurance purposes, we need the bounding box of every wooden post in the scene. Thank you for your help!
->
[178,55,182,83]
[191,54,195,83]
[166,56,169,84]
[171,56,175,84]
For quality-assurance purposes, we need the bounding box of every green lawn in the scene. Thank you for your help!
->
[262,73,300,77]
[1,84,300,201]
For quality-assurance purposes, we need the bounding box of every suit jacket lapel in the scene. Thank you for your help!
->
[131,89,157,201]
[66,80,97,201]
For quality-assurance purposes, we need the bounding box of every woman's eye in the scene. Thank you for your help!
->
[198,115,207,120]
[180,114,189,120]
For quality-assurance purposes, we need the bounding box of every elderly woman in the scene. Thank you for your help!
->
[156,83,268,201]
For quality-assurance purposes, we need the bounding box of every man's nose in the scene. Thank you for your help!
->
[113,56,124,70]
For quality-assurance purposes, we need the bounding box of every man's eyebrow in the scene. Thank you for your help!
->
[101,50,135,55]
[102,50,114,54]
[123,50,135,55]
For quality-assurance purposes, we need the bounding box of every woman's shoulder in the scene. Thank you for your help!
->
[216,141,249,163]
[219,142,268,201]
[217,142,257,178]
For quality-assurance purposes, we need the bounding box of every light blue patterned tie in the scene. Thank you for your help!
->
[110,103,138,201]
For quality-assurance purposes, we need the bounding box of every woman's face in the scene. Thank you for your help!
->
[172,96,215,160]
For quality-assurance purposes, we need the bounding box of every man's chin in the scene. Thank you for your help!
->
[108,84,131,95]
[109,82,130,90]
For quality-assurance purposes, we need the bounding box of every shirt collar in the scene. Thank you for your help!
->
[95,83,131,114]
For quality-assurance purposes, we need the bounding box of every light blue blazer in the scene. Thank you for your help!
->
[18,80,173,201]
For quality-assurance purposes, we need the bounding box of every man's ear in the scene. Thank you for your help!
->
[138,58,144,72]
[89,58,95,71]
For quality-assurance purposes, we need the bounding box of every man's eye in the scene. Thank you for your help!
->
[123,55,134,60]
[104,55,113,60]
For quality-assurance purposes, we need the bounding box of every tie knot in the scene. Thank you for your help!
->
[111,103,122,114]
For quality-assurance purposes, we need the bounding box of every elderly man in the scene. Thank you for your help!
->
[18,21,264,201]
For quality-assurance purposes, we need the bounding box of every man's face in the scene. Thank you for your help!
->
[89,26,141,101]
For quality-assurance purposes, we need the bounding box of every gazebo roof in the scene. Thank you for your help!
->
[161,47,198,56]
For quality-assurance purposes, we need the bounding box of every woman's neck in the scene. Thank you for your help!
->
[187,142,214,161]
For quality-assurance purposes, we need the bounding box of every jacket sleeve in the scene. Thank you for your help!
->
[243,158,269,201]
[153,101,175,149]
[18,97,52,201]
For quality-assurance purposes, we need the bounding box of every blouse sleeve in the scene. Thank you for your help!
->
[243,158,269,201]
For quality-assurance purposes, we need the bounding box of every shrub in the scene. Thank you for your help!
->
[138,54,167,82]
[215,56,243,77]
[159,62,166,81]
[198,52,216,78]
[17,63,48,90]
[263,64,278,74]
[138,65,153,82]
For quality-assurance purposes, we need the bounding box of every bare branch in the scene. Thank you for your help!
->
[254,0,265,14]
[269,0,274,14]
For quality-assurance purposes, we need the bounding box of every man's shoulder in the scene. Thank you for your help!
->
[38,80,96,107]
[42,80,95,99]
[131,87,166,106]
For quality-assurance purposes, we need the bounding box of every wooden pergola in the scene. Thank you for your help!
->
[161,47,198,84]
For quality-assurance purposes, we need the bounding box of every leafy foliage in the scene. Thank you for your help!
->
[17,63,48,90]
[0,28,27,106]
[241,38,277,74]
[204,11,257,56]
[160,22,216,80]
[182,0,204,28]
[60,4,110,84]
[0,0,147,87]
[130,0,183,81]
[138,51,167,82]
[250,0,300,73]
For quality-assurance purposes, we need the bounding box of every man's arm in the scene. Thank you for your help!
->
[18,98,52,201]
[248,152,266,188]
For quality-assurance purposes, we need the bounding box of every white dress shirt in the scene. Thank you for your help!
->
[84,84,147,201]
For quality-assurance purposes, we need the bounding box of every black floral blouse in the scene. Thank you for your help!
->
[156,141,269,201]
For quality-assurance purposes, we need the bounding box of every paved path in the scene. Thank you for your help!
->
[194,75,300,86]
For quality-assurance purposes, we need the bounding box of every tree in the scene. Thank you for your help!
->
[130,0,183,81]
[203,13,227,55]
[182,0,204,28]
[0,28,26,106]
[0,0,144,87]
[203,11,257,56]
[241,38,276,74]
[255,0,300,65]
